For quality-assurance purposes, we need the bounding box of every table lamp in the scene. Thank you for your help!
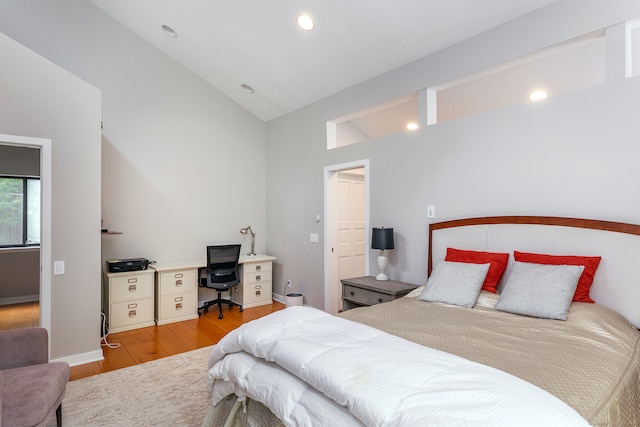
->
[239,226,256,256]
[371,227,394,281]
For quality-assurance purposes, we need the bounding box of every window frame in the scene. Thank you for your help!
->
[0,175,41,248]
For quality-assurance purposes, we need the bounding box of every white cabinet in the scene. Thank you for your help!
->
[231,255,276,309]
[104,269,155,333]
[152,260,200,325]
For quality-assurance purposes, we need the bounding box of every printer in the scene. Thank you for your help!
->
[106,258,149,273]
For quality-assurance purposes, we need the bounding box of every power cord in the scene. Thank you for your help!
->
[100,312,120,349]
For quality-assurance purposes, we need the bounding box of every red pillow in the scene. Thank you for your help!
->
[444,248,509,293]
[513,251,601,303]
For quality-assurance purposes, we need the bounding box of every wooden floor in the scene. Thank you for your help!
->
[0,301,285,381]
[0,301,40,329]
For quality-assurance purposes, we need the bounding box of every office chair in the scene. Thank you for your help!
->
[198,244,243,319]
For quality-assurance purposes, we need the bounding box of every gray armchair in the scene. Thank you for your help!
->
[0,328,69,427]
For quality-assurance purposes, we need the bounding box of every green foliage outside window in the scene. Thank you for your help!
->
[0,177,40,246]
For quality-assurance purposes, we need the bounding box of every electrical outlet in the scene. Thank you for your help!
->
[427,205,436,218]
[286,280,292,288]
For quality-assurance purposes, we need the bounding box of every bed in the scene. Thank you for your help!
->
[203,216,640,426]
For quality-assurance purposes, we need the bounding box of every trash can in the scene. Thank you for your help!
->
[285,293,303,307]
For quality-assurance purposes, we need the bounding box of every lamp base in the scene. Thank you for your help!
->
[376,254,389,281]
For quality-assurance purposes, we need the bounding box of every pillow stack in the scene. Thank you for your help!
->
[419,248,601,321]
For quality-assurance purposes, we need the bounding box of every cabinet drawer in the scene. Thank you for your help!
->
[243,262,272,274]
[232,281,272,306]
[110,274,154,302]
[343,284,394,305]
[244,270,272,285]
[159,292,197,320]
[110,298,154,328]
[158,269,197,295]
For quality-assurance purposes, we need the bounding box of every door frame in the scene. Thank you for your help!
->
[323,159,369,314]
[0,134,52,339]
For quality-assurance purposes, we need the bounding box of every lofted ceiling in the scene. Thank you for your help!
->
[89,0,558,121]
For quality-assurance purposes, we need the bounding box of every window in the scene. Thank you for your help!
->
[0,176,40,247]
[429,30,606,124]
[327,93,419,149]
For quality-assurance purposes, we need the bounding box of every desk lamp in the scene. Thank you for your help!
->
[239,226,256,256]
[371,227,394,281]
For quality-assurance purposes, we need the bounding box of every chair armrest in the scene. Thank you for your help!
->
[0,328,48,369]
[0,370,3,424]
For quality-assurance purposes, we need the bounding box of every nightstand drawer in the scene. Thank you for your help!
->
[158,269,197,295]
[343,284,394,305]
[110,274,154,302]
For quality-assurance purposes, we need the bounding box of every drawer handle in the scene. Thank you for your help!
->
[350,291,354,296]
[256,290,261,296]
[129,285,137,292]
[255,285,262,290]
[128,303,138,309]
[175,296,183,302]
[256,275,261,281]
[128,278,137,284]
[234,287,239,293]
[256,265,262,271]
[175,303,183,310]
[379,298,383,303]
[128,309,137,317]
[175,280,183,286]
[175,273,183,279]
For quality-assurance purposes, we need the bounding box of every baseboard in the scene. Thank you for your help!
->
[0,294,39,306]
[52,349,104,367]
[272,293,284,303]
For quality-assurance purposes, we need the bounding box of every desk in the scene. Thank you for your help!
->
[152,254,276,324]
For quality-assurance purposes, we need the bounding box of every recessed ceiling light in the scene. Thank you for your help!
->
[240,84,255,94]
[529,90,548,102]
[406,122,419,131]
[297,14,314,31]
[161,25,177,38]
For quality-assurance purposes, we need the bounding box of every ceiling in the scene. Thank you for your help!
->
[89,0,558,122]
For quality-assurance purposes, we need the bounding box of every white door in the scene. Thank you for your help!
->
[336,170,366,311]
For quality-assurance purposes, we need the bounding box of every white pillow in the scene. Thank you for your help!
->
[418,260,490,308]
[494,261,584,320]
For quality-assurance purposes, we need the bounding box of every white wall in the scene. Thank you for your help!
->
[266,0,640,307]
[0,32,102,361]
[0,0,266,363]
[0,0,267,267]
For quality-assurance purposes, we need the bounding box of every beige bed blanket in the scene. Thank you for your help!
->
[340,292,640,425]
[203,293,640,426]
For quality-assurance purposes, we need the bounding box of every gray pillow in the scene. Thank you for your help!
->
[418,260,490,308]
[494,261,585,320]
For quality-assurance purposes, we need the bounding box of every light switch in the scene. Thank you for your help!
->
[427,205,436,218]
[54,261,65,275]
[310,233,319,243]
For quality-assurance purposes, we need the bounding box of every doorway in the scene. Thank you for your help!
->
[0,134,52,335]
[324,160,369,314]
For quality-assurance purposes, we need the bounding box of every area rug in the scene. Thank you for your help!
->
[47,345,214,427]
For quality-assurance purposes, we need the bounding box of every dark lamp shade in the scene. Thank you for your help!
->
[371,227,394,250]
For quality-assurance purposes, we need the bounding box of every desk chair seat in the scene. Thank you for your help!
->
[198,244,243,319]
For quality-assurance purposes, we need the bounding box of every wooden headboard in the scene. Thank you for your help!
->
[428,216,640,328]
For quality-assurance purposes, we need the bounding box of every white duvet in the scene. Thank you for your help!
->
[207,306,588,426]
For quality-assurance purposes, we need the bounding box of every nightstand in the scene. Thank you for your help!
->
[341,276,419,311]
